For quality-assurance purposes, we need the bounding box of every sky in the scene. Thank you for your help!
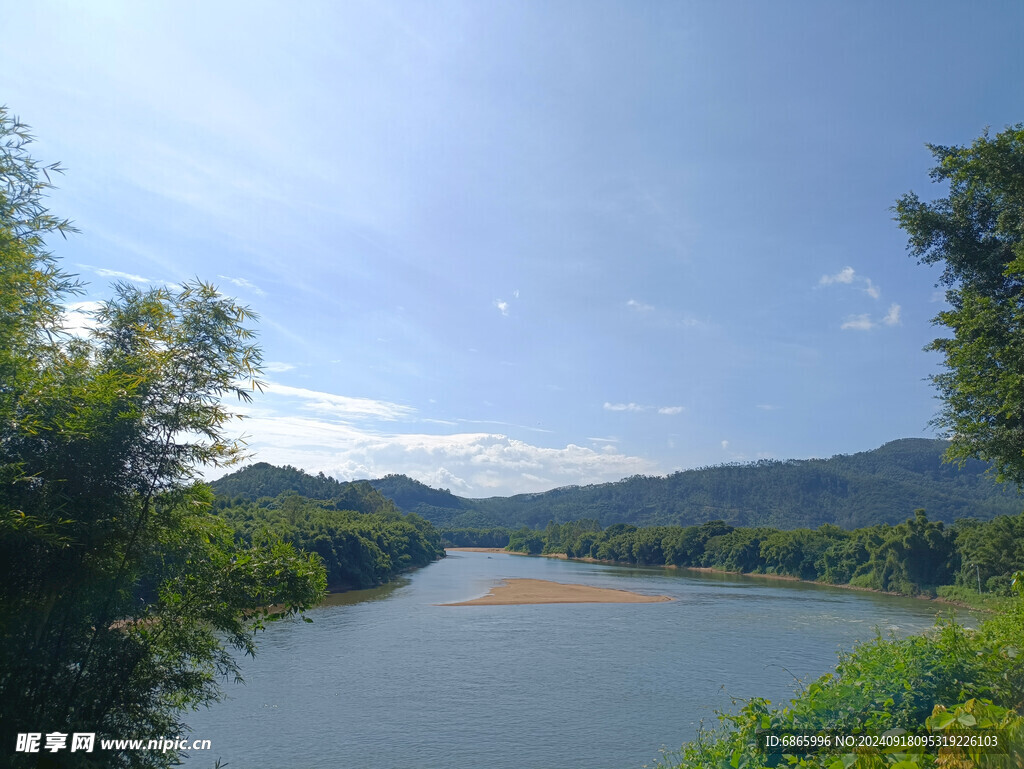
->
[4,1,1024,497]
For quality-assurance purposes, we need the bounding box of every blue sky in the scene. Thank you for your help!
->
[4,1,1023,496]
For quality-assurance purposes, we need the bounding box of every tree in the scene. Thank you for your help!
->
[0,107,326,767]
[894,125,1024,483]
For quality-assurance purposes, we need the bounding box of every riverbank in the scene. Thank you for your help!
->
[439,577,673,605]
[503,550,999,611]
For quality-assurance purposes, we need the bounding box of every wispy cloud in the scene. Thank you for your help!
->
[625,299,708,330]
[78,264,152,284]
[626,298,655,312]
[261,382,415,421]
[262,361,295,373]
[840,303,901,331]
[218,274,266,296]
[605,402,684,415]
[756,404,781,411]
[604,402,646,412]
[819,266,856,285]
[841,314,875,331]
[819,266,883,300]
[494,299,509,316]
[456,418,554,434]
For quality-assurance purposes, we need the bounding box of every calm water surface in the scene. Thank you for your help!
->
[184,551,970,769]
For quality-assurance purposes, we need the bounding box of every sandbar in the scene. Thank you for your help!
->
[441,578,673,606]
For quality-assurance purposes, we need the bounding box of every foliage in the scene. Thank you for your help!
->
[500,510,988,597]
[894,125,1024,485]
[0,108,326,768]
[438,526,514,548]
[213,492,445,590]
[507,526,545,555]
[211,462,403,512]
[657,603,1024,769]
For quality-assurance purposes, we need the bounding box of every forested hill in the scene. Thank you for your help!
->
[369,439,1022,530]
[211,462,399,515]
[211,439,1022,531]
[208,464,445,590]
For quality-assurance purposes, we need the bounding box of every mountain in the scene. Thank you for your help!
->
[365,439,1022,530]
[209,439,1022,531]
[210,462,400,516]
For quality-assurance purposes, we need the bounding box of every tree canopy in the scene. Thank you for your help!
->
[895,125,1024,484]
[0,108,326,768]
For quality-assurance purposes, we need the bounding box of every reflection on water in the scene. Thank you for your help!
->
[315,578,409,609]
[186,550,972,769]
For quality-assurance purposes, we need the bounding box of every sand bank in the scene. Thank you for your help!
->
[445,547,513,554]
[441,578,673,606]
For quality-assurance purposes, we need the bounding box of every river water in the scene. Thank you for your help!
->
[183,550,969,769]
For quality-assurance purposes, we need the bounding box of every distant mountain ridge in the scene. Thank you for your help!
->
[367,438,1022,529]
[211,439,1023,531]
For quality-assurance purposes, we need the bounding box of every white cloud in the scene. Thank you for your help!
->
[840,304,901,331]
[604,402,646,412]
[756,404,780,411]
[260,382,415,421]
[721,440,730,450]
[820,266,883,300]
[494,299,509,316]
[262,361,296,373]
[217,409,657,496]
[841,314,875,331]
[605,402,683,415]
[218,274,267,296]
[819,267,856,285]
[79,264,152,284]
[431,467,471,492]
[61,301,104,338]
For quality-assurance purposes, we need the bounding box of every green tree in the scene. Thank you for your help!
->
[0,108,326,767]
[894,125,1024,484]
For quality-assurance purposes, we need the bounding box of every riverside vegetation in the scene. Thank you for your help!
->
[491,510,1023,604]
[209,472,445,591]
[0,110,443,769]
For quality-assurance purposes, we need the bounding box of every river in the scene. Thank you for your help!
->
[183,550,971,768]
